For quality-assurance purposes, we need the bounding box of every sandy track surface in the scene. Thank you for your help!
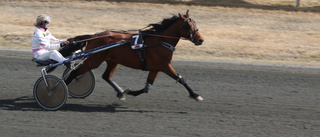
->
[1,1,320,66]
[1,50,320,137]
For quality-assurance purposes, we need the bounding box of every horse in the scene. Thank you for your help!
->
[64,10,204,101]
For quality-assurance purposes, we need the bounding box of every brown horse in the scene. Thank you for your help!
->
[65,10,204,101]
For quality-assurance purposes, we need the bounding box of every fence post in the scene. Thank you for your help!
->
[296,0,300,7]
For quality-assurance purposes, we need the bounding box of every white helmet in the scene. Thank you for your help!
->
[35,14,51,27]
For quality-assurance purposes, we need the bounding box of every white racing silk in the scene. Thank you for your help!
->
[31,27,67,62]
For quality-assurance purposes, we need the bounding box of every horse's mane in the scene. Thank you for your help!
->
[144,15,180,33]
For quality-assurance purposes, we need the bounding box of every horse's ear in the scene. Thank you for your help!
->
[179,13,184,19]
[186,10,190,17]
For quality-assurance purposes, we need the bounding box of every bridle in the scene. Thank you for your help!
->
[181,17,199,43]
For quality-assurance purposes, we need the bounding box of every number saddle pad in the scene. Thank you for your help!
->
[130,34,144,49]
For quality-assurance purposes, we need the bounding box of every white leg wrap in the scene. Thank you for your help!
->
[143,83,152,93]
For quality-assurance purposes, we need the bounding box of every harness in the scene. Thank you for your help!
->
[126,17,197,71]
[59,17,197,71]
[161,41,176,51]
[129,31,177,71]
[130,32,148,71]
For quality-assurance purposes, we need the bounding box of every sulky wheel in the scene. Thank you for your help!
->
[33,75,68,110]
[62,68,95,98]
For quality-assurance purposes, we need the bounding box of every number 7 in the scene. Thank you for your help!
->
[132,35,139,45]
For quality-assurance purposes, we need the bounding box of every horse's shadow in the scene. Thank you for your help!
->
[0,96,39,111]
[0,96,188,114]
[0,96,133,112]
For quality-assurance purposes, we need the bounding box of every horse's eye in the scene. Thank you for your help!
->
[184,24,191,29]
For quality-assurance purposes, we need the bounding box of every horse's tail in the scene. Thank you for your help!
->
[59,35,92,57]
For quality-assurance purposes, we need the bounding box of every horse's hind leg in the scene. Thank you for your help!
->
[162,64,203,101]
[176,74,203,101]
[126,71,159,96]
[102,61,125,100]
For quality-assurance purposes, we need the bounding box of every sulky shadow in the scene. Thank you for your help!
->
[0,96,188,114]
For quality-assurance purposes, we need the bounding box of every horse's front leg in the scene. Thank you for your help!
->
[163,64,203,101]
[125,71,159,96]
[102,61,125,100]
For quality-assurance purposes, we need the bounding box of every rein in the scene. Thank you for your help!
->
[142,33,180,40]
[73,18,191,44]
[73,32,182,44]
[74,34,114,43]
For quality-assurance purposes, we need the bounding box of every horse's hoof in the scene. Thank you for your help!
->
[117,92,126,101]
[190,95,204,101]
[123,89,130,95]
[195,96,204,101]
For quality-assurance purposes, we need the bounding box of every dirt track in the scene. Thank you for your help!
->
[2,1,320,66]
[0,50,320,137]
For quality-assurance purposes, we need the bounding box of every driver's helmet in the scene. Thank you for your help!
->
[35,14,51,27]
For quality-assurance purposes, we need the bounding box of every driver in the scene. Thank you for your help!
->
[31,14,69,64]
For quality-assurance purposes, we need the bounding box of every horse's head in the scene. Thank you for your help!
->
[178,10,204,46]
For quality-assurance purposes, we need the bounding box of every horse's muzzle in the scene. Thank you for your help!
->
[194,39,204,46]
